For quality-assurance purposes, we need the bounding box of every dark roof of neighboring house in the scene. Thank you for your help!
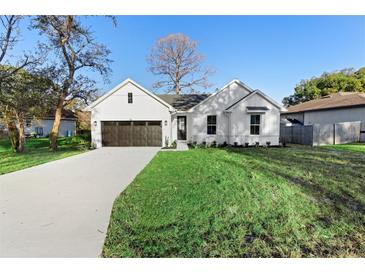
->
[156,94,210,111]
[46,109,77,119]
[285,92,365,114]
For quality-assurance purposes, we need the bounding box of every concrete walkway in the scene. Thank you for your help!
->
[0,147,159,257]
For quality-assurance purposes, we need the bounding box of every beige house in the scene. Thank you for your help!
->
[281,92,365,142]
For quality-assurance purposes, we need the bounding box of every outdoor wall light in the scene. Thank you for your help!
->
[164,120,167,126]
[93,121,97,127]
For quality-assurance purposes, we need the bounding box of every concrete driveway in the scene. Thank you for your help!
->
[0,147,159,257]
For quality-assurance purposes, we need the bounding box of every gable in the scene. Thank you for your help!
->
[85,79,172,111]
[232,92,275,112]
[190,80,253,113]
[90,81,173,122]
[226,90,285,112]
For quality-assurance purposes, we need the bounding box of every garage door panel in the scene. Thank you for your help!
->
[116,121,132,146]
[102,121,118,146]
[101,121,161,147]
[132,122,147,146]
[147,121,162,146]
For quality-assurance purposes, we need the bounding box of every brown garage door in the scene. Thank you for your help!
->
[101,121,162,147]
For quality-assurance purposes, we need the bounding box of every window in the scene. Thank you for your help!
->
[25,119,32,127]
[128,92,133,104]
[207,115,217,135]
[250,115,260,135]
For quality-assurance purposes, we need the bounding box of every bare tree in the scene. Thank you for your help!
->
[0,16,36,82]
[32,16,112,150]
[147,33,214,94]
[0,16,18,63]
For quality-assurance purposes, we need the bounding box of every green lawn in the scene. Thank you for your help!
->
[103,146,365,258]
[0,136,90,175]
[322,143,365,153]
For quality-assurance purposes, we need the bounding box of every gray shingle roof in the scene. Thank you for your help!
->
[156,94,210,111]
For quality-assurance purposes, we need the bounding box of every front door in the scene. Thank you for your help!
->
[177,116,187,140]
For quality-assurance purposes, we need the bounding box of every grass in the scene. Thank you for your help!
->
[322,143,365,154]
[103,145,365,258]
[0,135,90,175]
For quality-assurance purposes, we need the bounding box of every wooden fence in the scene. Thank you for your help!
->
[280,121,362,146]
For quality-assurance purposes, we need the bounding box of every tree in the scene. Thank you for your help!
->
[64,98,91,131]
[0,16,36,83]
[0,65,53,152]
[147,33,214,94]
[32,16,112,150]
[283,67,365,106]
[0,16,19,64]
[1,16,45,151]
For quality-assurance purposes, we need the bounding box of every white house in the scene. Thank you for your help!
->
[86,78,284,148]
[0,109,77,138]
[24,109,76,137]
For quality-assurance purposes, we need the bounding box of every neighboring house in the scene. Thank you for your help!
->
[23,109,77,137]
[281,92,365,142]
[86,78,284,148]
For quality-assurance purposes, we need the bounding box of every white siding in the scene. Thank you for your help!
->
[187,82,251,144]
[229,94,281,145]
[171,115,178,142]
[91,82,171,148]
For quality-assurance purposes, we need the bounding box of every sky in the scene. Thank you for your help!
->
[8,16,365,103]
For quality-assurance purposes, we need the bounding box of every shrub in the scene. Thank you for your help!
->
[219,141,228,148]
[190,141,198,149]
[58,134,91,148]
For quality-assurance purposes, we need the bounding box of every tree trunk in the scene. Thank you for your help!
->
[49,94,65,151]
[16,116,26,153]
[7,121,19,152]
[175,82,180,95]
